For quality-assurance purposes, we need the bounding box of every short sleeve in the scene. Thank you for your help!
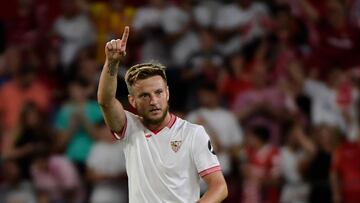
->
[112,110,138,141]
[192,126,221,177]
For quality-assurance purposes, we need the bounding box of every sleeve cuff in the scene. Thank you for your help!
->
[199,165,221,178]
[111,117,127,140]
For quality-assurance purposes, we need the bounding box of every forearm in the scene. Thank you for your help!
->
[97,60,119,107]
[198,171,228,203]
[198,183,228,203]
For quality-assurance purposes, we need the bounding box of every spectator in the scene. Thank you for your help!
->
[300,124,339,203]
[331,127,360,203]
[86,119,127,203]
[31,141,83,203]
[186,83,243,202]
[214,0,270,55]
[0,47,50,131]
[232,50,289,145]
[291,66,359,140]
[132,0,169,64]
[218,51,253,106]
[180,28,223,108]
[299,0,360,72]
[184,28,223,84]
[186,83,243,176]
[54,79,103,174]
[89,0,135,64]
[2,102,51,181]
[0,160,37,203]
[193,0,222,28]
[72,52,101,99]
[279,121,310,203]
[239,125,280,203]
[53,0,96,69]
[163,0,199,68]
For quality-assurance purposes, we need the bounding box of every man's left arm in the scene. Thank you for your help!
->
[192,126,228,203]
[198,171,228,203]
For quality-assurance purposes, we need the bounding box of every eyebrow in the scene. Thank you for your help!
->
[137,88,164,97]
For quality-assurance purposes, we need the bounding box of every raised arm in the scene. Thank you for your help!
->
[97,26,129,134]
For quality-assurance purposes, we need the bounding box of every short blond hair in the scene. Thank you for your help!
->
[125,62,167,94]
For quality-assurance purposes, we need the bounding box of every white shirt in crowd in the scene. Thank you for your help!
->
[53,14,96,67]
[279,147,309,203]
[214,2,269,54]
[114,111,221,203]
[133,5,199,67]
[87,141,127,203]
[304,79,359,141]
[186,108,243,175]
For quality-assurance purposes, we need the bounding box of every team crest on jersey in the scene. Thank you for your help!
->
[170,140,182,152]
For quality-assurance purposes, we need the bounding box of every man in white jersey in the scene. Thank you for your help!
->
[97,26,228,203]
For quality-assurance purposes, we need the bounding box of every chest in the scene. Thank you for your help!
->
[126,128,193,172]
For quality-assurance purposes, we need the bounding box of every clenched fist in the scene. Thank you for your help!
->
[105,26,129,62]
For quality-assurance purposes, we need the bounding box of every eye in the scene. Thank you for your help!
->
[138,93,149,99]
[155,89,163,96]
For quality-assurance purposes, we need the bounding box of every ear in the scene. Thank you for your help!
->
[128,94,136,109]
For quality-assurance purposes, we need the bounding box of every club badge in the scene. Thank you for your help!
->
[170,140,182,152]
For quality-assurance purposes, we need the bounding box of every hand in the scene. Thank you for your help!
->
[105,26,129,63]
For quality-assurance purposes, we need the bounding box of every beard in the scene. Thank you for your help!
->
[141,105,169,126]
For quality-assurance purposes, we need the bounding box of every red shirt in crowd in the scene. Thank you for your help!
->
[332,141,360,203]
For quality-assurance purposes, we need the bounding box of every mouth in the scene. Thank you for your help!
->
[149,108,161,114]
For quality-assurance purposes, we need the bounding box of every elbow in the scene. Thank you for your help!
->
[97,100,108,108]
[221,181,228,201]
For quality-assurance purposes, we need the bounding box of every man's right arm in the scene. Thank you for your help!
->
[97,26,129,134]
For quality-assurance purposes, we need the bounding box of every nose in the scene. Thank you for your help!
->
[149,94,158,105]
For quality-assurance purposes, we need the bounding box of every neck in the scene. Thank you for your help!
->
[145,112,171,132]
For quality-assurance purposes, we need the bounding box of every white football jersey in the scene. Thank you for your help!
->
[113,111,221,203]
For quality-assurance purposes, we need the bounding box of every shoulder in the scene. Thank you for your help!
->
[175,117,205,133]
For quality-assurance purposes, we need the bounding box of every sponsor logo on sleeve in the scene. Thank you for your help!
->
[208,140,216,155]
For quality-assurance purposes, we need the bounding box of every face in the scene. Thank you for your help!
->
[129,76,169,126]
[198,89,218,108]
[69,83,88,102]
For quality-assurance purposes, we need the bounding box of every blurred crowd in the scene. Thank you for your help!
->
[1,0,360,202]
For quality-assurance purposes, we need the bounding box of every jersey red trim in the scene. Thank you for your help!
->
[111,116,127,140]
[149,114,177,134]
[199,165,221,177]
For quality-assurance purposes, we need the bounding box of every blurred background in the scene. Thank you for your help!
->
[1,0,360,202]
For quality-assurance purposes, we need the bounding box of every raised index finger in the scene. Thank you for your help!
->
[121,26,129,46]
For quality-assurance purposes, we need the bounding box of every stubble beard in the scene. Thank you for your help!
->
[142,105,169,127]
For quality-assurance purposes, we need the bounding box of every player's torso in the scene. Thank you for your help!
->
[123,116,199,202]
